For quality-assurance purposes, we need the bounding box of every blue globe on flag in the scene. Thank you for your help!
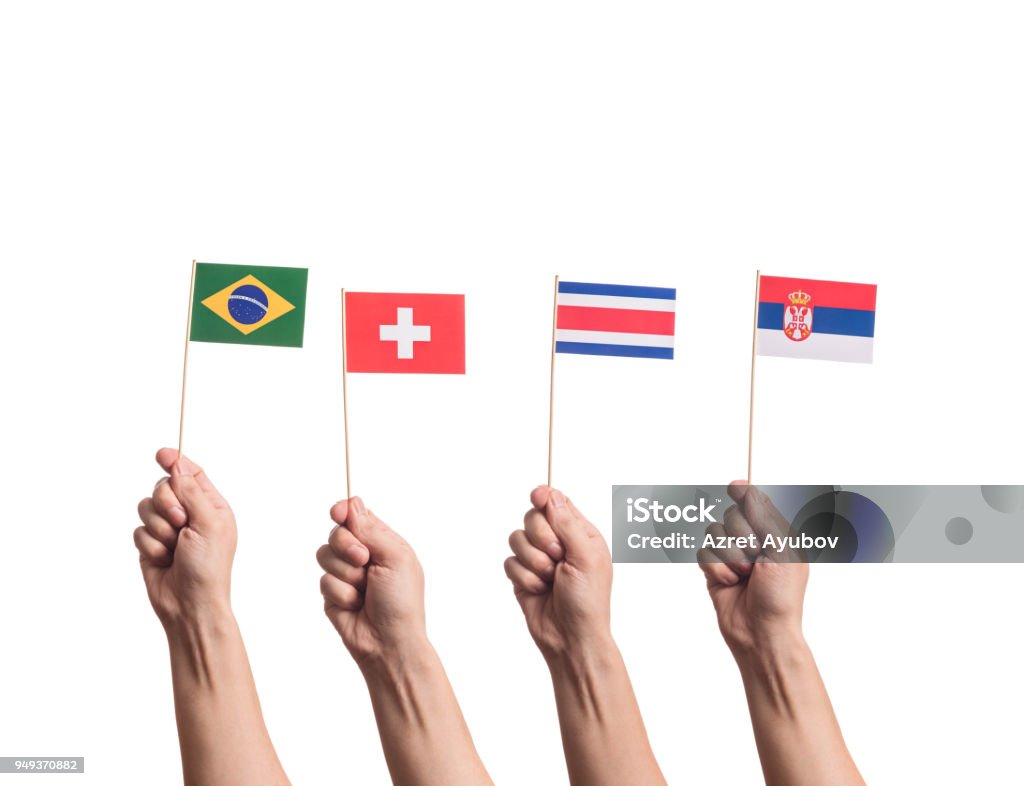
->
[228,284,270,325]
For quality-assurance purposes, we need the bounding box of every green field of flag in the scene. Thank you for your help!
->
[189,262,308,348]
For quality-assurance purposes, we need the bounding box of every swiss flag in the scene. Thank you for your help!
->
[344,292,465,374]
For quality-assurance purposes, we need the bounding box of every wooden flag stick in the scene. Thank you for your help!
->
[547,274,560,487]
[746,269,762,482]
[341,289,352,500]
[177,259,197,461]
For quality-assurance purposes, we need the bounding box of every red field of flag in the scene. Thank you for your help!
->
[344,292,465,374]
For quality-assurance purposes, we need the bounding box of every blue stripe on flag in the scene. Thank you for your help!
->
[558,281,676,300]
[555,341,674,359]
[757,302,875,338]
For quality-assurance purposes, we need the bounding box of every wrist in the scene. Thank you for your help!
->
[356,632,435,680]
[731,626,810,676]
[161,598,235,638]
[543,629,620,675]
[163,604,239,687]
[545,634,633,727]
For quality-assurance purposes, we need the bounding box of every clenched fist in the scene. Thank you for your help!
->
[316,497,427,665]
[698,481,809,653]
[504,486,613,660]
[134,449,237,627]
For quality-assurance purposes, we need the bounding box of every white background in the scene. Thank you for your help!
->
[1,2,1022,784]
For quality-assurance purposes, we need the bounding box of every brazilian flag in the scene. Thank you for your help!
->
[190,263,308,348]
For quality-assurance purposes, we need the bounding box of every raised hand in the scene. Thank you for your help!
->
[699,481,865,786]
[133,449,290,786]
[504,486,667,786]
[316,498,493,786]
[316,497,427,664]
[134,448,236,626]
[698,480,808,653]
[504,485,613,659]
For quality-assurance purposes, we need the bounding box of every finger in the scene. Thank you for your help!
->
[508,530,556,579]
[134,526,171,567]
[697,548,742,587]
[156,449,222,497]
[316,544,368,589]
[138,498,179,549]
[329,499,349,526]
[151,479,187,528]
[727,480,750,504]
[705,523,753,570]
[533,485,601,561]
[503,556,549,595]
[723,505,760,557]
[345,498,410,567]
[529,485,552,510]
[523,508,564,560]
[319,573,363,611]
[327,522,371,566]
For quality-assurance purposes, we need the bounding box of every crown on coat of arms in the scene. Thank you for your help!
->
[787,290,811,305]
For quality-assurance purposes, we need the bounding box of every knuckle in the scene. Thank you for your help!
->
[328,526,347,553]
[153,484,176,508]
[524,510,547,534]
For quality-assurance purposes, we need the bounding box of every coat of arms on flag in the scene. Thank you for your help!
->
[782,289,813,341]
[344,292,465,374]
[190,263,308,348]
[554,281,676,359]
[757,275,876,363]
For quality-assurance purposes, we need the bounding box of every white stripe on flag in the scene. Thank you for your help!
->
[556,329,674,348]
[756,329,873,364]
[557,293,676,312]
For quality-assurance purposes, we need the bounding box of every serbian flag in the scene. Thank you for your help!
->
[345,292,465,373]
[555,281,676,359]
[757,275,877,363]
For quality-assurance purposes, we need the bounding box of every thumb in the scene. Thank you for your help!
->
[743,485,791,542]
[168,461,220,534]
[344,497,409,567]
[538,486,602,564]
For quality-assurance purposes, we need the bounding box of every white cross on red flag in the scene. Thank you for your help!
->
[344,292,465,374]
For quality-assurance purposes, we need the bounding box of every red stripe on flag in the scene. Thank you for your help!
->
[759,276,877,311]
[556,305,675,335]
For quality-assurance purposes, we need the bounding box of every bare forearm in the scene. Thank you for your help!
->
[734,632,864,786]
[360,638,493,786]
[165,609,290,786]
[547,637,667,786]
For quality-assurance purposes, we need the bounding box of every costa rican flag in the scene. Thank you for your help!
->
[757,275,877,363]
[555,281,676,359]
